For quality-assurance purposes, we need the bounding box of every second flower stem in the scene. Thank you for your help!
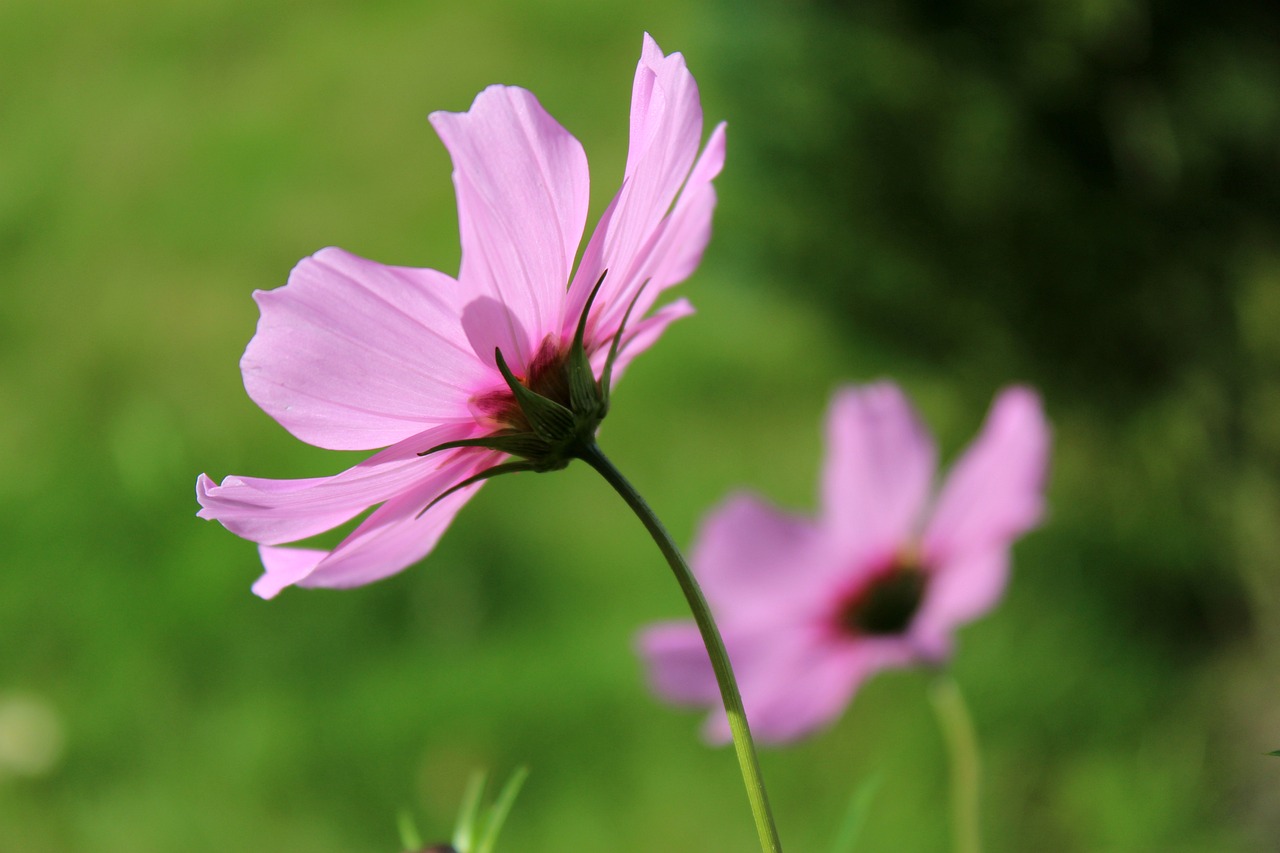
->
[929,674,982,853]
[577,441,783,853]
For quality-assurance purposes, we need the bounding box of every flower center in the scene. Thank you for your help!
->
[471,335,574,431]
[835,558,927,637]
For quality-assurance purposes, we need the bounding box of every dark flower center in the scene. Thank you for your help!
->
[836,560,928,637]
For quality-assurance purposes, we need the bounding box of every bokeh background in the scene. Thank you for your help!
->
[3,0,1278,850]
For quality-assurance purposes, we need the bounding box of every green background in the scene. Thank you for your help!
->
[2,0,1277,850]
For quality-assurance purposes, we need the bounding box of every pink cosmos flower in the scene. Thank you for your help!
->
[639,383,1049,743]
[196,35,725,599]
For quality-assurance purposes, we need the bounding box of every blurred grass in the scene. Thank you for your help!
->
[2,0,1278,851]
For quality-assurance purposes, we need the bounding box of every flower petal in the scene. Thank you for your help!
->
[636,622,722,707]
[252,546,326,599]
[643,622,918,744]
[430,86,589,371]
[687,493,828,627]
[641,122,725,294]
[911,547,1011,660]
[250,449,500,598]
[565,36,718,337]
[821,384,937,565]
[703,630,913,744]
[589,297,694,384]
[242,248,485,451]
[195,423,480,546]
[922,386,1050,563]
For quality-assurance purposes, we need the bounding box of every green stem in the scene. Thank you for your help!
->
[576,440,783,853]
[929,674,982,853]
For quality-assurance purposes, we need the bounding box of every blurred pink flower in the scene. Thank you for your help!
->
[196,35,725,598]
[639,383,1050,743]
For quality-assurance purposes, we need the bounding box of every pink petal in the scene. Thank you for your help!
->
[643,123,725,293]
[195,423,480,546]
[643,622,919,745]
[242,248,485,451]
[583,124,724,338]
[250,450,499,599]
[637,622,722,707]
[560,188,623,340]
[723,647,857,745]
[589,297,694,384]
[565,36,716,337]
[623,34,705,245]
[820,384,937,565]
[679,121,727,202]
[252,546,326,599]
[911,548,1011,659]
[686,493,828,628]
[430,86,589,371]
[922,386,1050,564]
[702,630,912,745]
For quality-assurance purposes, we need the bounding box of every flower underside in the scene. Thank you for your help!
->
[836,557,928,636]
[471,335,579,434]
[415,274,641,514]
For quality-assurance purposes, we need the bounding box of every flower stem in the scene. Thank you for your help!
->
[576,440,783,853]
[929,674,982,853]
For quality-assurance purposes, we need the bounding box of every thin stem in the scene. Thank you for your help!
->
[576,440,783,853]
[929,674,982,853]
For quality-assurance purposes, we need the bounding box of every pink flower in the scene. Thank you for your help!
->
[639,383,1050,743]
[196,35,725,599]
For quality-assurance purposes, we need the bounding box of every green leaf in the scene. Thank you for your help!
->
[475,766,530,853]
[452,771,488,852]
[829,774,881,853]
[397,810,423,851]
[1269,750,1280,757]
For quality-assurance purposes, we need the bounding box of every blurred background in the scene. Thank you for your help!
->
[2,0,1278,850]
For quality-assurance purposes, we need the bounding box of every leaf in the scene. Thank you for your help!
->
[475,766,530,853]
[452,771,488,852]
[829,774,881,853]
[398,810,423,851]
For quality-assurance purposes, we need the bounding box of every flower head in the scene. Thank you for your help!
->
[196,35,725,598]
[639,383,1050,743]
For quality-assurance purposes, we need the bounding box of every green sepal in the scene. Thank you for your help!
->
[415,461,541,519]
[419,433,552,461]
[568,271,608,417]
[567,347,599,416]
[494,348,577,442]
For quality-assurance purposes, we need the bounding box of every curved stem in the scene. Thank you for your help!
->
[929,674,982,853]
[576,440,783,853]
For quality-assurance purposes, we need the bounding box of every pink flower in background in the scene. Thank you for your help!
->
[639,383,1049,743]
[196,35,725,598]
